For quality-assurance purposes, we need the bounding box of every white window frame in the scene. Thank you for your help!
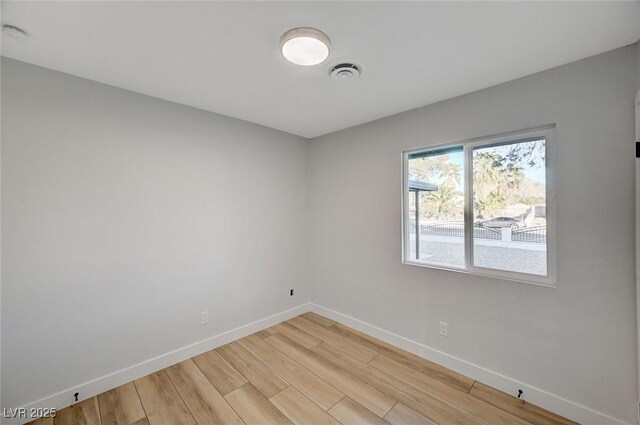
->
[402,125,557,287]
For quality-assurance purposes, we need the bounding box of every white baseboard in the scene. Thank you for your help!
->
[4,303,311,425]
[6,301,631,425]
[309,303,634,425]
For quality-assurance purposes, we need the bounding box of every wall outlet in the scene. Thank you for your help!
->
[439,321,448,337]
[201,311,209,325]
[290,289,294,296]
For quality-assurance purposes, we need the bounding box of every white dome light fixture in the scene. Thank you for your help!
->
[280,27,330,66]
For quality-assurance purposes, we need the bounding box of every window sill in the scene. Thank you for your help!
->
[402,259,556,288]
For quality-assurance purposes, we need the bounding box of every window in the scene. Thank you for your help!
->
[402,126,555,285]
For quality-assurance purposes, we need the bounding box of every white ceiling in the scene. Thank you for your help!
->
[2,1,640,138]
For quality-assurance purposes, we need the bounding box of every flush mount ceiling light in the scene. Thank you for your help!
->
[280,27,330,66]
[2,24,28,41]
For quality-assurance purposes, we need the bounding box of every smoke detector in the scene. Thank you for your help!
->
[2,25,28,41]
[330,63,360,80]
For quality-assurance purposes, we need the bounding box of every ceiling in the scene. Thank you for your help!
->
[2,1,640,138]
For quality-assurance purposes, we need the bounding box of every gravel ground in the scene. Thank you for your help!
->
[410,237,546,276]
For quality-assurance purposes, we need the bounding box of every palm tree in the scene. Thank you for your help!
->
[424,184,461,220]
[475,189,505,219]
[500,163,524,204]
[473,152,501,197]
[473,151,525,211]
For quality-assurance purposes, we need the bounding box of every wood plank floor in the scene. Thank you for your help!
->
[29,312,578,425]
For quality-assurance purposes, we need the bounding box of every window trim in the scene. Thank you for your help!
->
[402,125,557,287]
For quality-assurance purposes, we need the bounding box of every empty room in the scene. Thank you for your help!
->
[1,1,640,424]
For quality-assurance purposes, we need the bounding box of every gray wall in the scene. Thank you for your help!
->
[1,58,309,409]
[308,45,638,423]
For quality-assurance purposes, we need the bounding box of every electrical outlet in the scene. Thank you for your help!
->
[439,321,448,337]
[201,311,209,325]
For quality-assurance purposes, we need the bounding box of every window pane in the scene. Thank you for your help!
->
[472,139,547,276]
[408,147,464,268]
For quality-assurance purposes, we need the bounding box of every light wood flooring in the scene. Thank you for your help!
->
[28,312,578,425]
